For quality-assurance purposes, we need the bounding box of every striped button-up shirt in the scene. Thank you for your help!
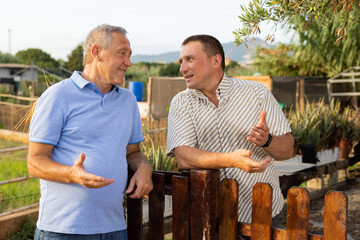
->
[167,76,292,223]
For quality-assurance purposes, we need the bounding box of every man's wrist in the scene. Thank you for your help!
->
[261,133,273,148]
[137,162,153,171]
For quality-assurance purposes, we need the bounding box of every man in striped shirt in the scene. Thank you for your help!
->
[167,34,294,224]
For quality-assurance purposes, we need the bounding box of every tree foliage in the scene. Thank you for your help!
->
[238,0,360,76]
[64,43,84,72]
[225,60,256,77]
[251,8,360,77]
[252,44,304,76]
[234,0,359,45]
[291,9,360,76]
[15,48,59,69]
[159,63,182,77]
[0,51,19,63]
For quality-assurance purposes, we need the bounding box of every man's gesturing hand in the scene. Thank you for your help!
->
[230,149,271,173]
[69,153,114,188]
[247,110,270,147]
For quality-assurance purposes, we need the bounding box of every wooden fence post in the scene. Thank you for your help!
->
[324,191,348,240]
[148,172,165,240]
[251,183,273,240]
[172,175,190,240]
[127,196,143,240]
[127,170,143,240]
[219,179,238,240]
[286,187,310,240]
[190,169,220,240]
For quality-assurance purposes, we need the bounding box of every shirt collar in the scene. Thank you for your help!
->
[70,71,119,93]
[216,76,232,101]
[70,71,89,89]
[189,75,232,101]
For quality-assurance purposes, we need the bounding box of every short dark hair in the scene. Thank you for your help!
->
[182,34,225,70]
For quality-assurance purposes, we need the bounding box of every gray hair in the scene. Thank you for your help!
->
[83,24,127,65]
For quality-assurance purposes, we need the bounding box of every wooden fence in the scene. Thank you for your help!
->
[0,98,168,148]
[0,94,36,132]
[141,118,168,149]
[127,169,348,240]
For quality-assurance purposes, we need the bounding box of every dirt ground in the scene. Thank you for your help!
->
[307,177,360,240]
[277,176,360,240]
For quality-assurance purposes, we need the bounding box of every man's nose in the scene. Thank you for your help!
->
[179,62,187,75]
[125,56,132,66]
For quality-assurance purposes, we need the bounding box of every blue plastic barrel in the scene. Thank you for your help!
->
[129,81,143,102]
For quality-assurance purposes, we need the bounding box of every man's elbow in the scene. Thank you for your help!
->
[27,153,41,177]
[27,159,36,176]
[275,140,295,160]
[275,150,295,160]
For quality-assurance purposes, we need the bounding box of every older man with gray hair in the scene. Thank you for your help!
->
[28,24,153,240]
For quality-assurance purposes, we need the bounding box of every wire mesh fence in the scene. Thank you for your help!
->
[0,177,40,215]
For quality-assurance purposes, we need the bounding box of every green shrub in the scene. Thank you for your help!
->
[141,133,177,172]
[286,98,359,150]
[6,218,36,240]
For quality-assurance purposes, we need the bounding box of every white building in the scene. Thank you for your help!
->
[0,63,38,82]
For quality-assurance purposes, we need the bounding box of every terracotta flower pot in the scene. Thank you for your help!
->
[334,129,342,148]
[340,137,351,160]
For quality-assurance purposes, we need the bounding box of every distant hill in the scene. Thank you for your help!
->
[130,38,271,63]
[130,52,180,64]
[223,38,271,63]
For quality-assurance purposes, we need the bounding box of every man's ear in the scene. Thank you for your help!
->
[213,54,222,69]
[91,46,102,61]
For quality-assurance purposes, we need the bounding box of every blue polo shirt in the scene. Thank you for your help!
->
[29,71,143,234]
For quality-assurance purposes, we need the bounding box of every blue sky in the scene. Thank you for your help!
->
[0,0,292,61]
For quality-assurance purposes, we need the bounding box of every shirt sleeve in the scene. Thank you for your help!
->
[29,87,65,146]
[167,93,198,157]
[128,94,144,145]
[259,83,292,136]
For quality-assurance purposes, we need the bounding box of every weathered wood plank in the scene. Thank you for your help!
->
[219,179,238,240]
[286,187,310,240]
[324,191,348,240]
[153,170,181,195]
[238,222,251,238]
[251,183,272,240]
[272,228,288,240]
[127,197,143,240]
[148,172,165,240]
[172,175,189,240]
[127,170,143,240]
[190,169,220,240]
[309,234,323,240]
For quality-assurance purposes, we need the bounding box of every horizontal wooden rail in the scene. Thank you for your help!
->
[0,203,39,218]
[0,94,38,102]
[0,176,37,186]
[0,145,28,153]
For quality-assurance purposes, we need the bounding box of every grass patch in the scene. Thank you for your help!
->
[0,145,40,213]
[0,139,25,149]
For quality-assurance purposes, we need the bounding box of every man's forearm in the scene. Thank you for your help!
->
[173,146,271,174]
[28,142,113,188]
[173,146,231,170]
[27,142,73,183]
[127,151,151,171]
[28,154,76,183]
[263,133,294,160]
